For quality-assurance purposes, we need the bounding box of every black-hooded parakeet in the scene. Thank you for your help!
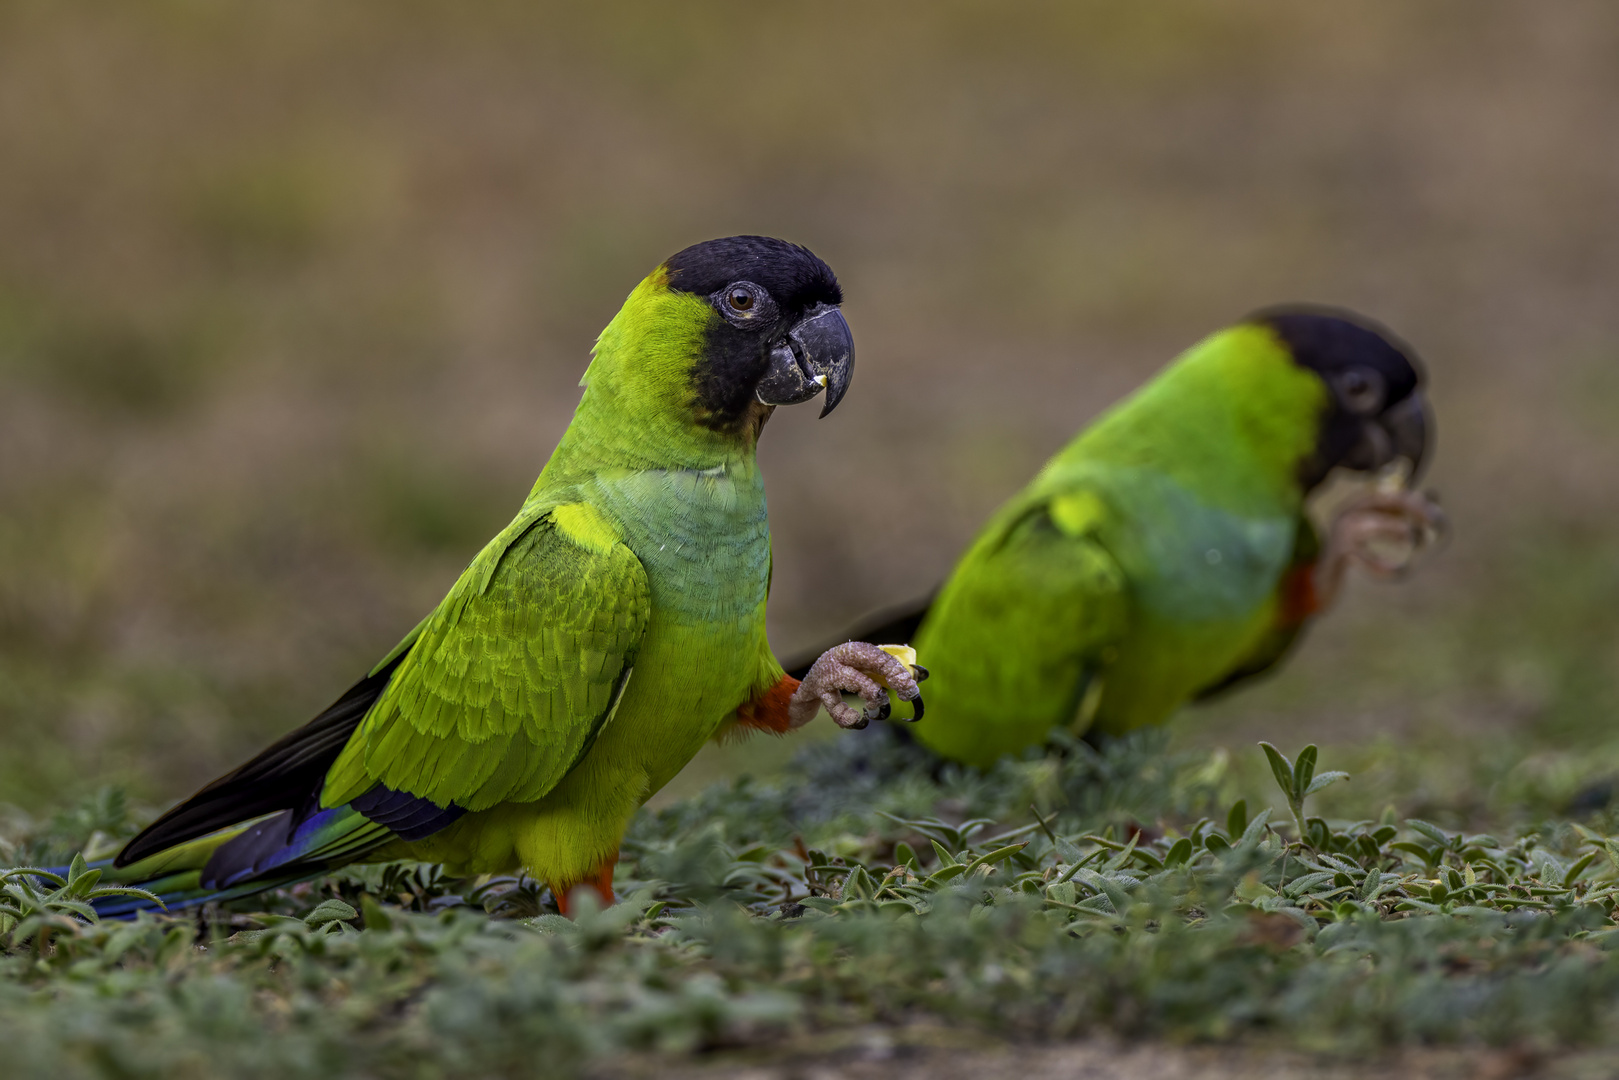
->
[796,308,1440,768]
[90,236,922,914]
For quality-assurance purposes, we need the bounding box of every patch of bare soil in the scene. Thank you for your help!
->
[603,1031,1614,1080]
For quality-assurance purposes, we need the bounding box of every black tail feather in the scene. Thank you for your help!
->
[116,654,407,868]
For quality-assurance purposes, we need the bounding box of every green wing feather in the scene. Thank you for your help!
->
[913,489,1129,768]
[324,501,650,812]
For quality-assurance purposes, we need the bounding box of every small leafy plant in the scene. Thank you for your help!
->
[1,855,161,955]
[1259,740,1350,841]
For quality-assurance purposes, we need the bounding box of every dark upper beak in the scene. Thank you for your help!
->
[1380,390,1431,481]
[754,303,855,418]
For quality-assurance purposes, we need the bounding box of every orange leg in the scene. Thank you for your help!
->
[1278,561,1324,627]
[552,854,617,918]
[734,674,801,734]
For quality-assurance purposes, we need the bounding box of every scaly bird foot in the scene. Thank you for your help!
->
[788,641,925,730]
[1317,488,1448,607]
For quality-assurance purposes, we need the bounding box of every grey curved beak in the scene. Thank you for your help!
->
[754,303,855,418]
[1380,390,1431,481]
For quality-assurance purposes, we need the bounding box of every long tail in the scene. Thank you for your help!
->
[64,804,398,918]
[67,652,437,919]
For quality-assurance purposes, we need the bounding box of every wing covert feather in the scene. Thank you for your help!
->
[324,504,649,812]
[915,490,1129,764]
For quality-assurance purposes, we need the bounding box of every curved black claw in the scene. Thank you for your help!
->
[862,699,892,724]
[904,695,925,722]
[911,665,930,683]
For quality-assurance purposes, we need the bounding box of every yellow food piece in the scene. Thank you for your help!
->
[875,644,920,690]
[1374,458,1414,493]
[878,643,917,666]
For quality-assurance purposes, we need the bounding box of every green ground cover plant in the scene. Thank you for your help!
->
[7,732,1619,1078]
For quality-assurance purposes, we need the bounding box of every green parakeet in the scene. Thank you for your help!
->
[795,308,1439,768]
[92,236,922,915]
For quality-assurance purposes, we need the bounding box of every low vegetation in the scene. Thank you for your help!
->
[7,730,1619,1078]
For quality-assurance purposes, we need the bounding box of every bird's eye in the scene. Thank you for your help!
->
[713,281,772,324]
[1336,367,1386,415]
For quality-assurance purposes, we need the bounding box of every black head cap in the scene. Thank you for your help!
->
[665,235,841,313]
[1251,305,1431,489]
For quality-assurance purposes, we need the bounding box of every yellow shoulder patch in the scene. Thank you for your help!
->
[551,501,623,556]
[1048,490,1110,537]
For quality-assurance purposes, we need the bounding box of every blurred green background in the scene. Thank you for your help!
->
[2,1,1617,824]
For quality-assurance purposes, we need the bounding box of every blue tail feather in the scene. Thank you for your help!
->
[47,784,461,919]
[67,805,389,919]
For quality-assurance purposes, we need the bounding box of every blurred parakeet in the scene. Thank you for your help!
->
[795,308,1440,768]
[95,236,921,914]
